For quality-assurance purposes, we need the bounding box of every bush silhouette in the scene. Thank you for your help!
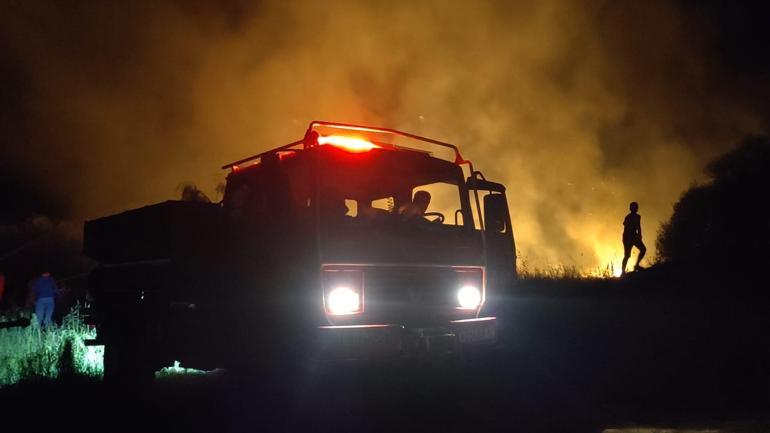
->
[657,135,770,268]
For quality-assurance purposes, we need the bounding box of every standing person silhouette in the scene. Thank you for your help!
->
[622,202,647,274]
[31,270,59,327]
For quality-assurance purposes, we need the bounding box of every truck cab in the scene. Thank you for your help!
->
[85,121,516,380]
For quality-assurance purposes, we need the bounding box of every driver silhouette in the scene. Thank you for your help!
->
[398,190,431,218]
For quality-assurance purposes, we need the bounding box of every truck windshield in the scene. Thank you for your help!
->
[344,181,462,225]
[310,146,471,228]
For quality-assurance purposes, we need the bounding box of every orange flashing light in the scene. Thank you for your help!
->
[317,135,380,153]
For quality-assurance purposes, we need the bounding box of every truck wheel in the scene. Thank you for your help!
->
[231,320,313,385]
[102,322,156,393]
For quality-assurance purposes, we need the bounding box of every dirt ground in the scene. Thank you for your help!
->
[2,273,769,433]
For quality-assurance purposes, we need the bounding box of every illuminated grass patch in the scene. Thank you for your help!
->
[0,306,103,386]
[155,360,207,378]
[155,361,225,380]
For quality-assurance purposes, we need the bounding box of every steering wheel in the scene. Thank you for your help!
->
[423,212,445,224]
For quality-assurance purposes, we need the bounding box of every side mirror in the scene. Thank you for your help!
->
[483,194,508,233]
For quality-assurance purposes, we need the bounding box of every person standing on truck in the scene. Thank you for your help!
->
[31,270,58,327]
[621,201,647,274]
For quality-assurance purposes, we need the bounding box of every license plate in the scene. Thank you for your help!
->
[318,326,402,359]
[454,320,497,345]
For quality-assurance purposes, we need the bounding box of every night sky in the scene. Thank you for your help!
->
[1,0,769,271]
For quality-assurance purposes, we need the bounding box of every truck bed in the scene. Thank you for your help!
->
[83,200,221,264]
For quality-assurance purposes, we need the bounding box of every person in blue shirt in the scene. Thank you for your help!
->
[31,270,58,327]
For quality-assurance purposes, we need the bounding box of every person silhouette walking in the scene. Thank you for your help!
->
[622,201,647,274]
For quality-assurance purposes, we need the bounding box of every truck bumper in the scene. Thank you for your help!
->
[315,317,497,361]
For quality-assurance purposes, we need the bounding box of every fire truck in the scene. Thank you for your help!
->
[84,121,516,383]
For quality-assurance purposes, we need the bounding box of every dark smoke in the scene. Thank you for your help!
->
[1,0,769,271]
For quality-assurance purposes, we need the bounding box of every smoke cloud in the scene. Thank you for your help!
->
[1,0,769,272]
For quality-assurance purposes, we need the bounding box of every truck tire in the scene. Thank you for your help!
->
[102,319,156,393]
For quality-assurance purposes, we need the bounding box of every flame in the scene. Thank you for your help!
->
[586,238,624,278]
[318,135,380,152]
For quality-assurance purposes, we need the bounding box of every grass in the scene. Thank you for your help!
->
[517,262,621,280]
[516,251,653,280]
[0,305,104,387]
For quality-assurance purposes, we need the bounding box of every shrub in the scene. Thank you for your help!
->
[657,135,770,269]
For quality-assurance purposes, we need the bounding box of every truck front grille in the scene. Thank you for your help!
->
[361,266,480,326]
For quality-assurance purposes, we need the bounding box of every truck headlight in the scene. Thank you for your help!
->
[322,266,364,315]
[326,287,361,315]
[457,285,481,309]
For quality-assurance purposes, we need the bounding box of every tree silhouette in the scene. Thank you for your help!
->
[657,135,770,268]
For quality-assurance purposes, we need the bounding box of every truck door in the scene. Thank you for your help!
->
[467,175,517,301]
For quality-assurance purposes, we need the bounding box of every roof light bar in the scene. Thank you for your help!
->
[317,135,381,152]
[221,120,471,170]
